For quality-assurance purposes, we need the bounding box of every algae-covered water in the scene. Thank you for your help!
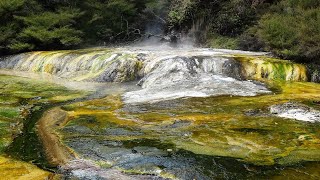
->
[1,48,320,179]
[0,74,86,179]
[59,82,320,179]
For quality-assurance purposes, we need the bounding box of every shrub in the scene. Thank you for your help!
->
[212,0,257,37]
[208,33,240,49]
[243,0,320,62]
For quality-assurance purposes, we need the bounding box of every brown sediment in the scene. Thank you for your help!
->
[36,107,76,166]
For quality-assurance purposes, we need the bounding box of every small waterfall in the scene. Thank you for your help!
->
[124,56,270,103]
[138,56,243,88]
[0,48,311,103]
[0,48,308,83]
[0,50,143,82]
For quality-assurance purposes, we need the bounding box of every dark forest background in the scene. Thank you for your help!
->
[1,0,319,63]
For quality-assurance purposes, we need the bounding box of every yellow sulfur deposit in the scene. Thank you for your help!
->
[0,156,52,180]
[234,56,308,81]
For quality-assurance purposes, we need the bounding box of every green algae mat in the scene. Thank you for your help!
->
[1,73,320,179]
[59,81,320,179]
[0,74,87,179]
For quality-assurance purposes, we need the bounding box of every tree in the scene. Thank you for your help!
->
[0,0,40,55]
[11,7,83,51]
[79,0,140,43]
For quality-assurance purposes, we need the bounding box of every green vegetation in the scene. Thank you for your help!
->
[1,0,82,54]
[208,33,239,49]
[0,0,165,55]
[12,8,83,51]
[0,0,319,63]
[250,0,320,62]
[166,0,319,63]
[165,0,266,45]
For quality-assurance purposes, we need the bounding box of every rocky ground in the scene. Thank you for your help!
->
[270,102,320,122]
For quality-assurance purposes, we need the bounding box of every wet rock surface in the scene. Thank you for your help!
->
[0,51,142,82]
[123,56,270,104]
[270,102,320,122]
[62,137,272,180]
[60,158,168,180]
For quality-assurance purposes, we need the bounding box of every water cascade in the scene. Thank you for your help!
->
[123,56,270,103]
[0,49,142,82]
[0,47,309,103]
